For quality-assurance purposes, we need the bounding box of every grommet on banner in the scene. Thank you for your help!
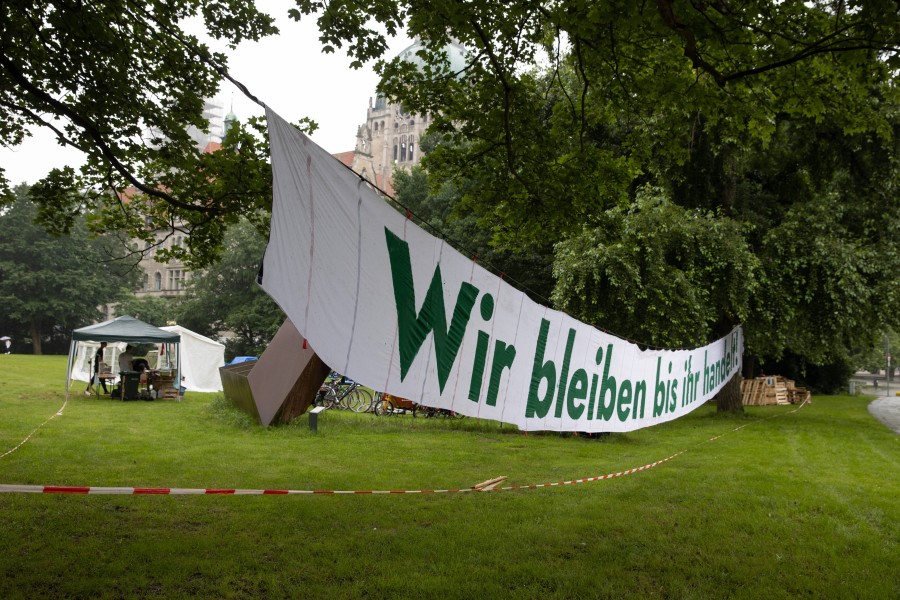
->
[302,339,307,349]
[406,208,411,220]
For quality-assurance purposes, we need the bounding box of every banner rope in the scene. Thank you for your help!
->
[0,396,69,460]
[0,400,810,496]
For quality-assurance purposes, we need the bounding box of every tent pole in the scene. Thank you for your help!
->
[65,339,75,401]
[176,341,182,401]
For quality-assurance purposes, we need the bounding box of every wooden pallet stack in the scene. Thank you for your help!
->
[741,376,811,406]
[786,383,812,405]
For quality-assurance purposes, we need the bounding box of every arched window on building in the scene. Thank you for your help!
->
[154,272,162,291]
[400,135,407,162]
[409,140,415,162]
[142,274,149,290]
[393,142,398,161]
[410,119,415,127]
[373,122,378,132]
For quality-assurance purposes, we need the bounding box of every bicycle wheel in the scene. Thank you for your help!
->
[343,388,364,412]
[321,387,339,409]
[332,384,352,410]
[350,388,374,413]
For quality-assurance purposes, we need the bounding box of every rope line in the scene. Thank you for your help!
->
[0,401,810,496]
[0,397,69,460]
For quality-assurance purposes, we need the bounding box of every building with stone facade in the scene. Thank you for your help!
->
[347,38,468,195]
[134,101,235,300]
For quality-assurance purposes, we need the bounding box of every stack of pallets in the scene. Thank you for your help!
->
[741,376,811,406]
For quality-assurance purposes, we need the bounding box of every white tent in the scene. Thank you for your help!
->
[70,341,128,383]
[158,325,225,393]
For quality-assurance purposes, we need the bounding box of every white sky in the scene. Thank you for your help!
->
[0,0,413,187]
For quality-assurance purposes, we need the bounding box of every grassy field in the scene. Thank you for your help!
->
[0,354,897,599]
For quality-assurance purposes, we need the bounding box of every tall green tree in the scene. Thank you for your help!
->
[294,0,898,407]
[393,165,555,302]
[178,217,284,360]
[0,185,139,353]
[116,295,182,328]
[5,1,898,399]
[0,1,287,268]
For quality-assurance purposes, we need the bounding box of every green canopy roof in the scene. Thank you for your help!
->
[72,315,180,343]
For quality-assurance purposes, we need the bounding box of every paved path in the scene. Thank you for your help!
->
[863,386,900,435]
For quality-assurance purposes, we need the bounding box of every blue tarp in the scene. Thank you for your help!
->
[226,356,257,366]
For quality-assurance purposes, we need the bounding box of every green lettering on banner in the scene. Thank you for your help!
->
[668,361,677,412]
[653,357,665,417]
[633,380,647,418]
[587,346,603,421]
[384,228,479,392]
[526,319,555,418]
[554,329,577,418]
[616,380,632,421]
[486,340,516,406]
[567,369,587,419]
[468,331,490,402]
[596,344,616,421]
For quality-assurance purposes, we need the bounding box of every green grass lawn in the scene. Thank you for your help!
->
[0,354,897,599]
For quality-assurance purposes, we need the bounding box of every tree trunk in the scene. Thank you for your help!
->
[29,318,42,355]
[742,354,756,379]
[715,372,744,413]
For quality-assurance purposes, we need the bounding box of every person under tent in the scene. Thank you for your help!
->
[85,341,109,396]
[118,345,135,372]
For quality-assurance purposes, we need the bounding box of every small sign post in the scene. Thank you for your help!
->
[309,406,326,433]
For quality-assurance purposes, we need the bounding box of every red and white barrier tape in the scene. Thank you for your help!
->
[0,398,809,496]
[0,451,684,495]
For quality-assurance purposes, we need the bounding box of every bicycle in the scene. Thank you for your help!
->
[315,372,373,412]
[373,391,415,416]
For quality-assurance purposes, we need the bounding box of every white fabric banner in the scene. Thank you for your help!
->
[261,109,743,432]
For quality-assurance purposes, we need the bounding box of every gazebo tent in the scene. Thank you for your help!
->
[66,315,181,399]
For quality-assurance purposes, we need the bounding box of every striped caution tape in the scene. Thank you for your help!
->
[0,452,685,496]
[0,397,809,496]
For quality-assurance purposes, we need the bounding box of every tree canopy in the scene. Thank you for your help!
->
[3,0,898,380]
[178,217,284,360]
[0,184,139,354]
[322,0,899,382]
[1,0,283,267]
